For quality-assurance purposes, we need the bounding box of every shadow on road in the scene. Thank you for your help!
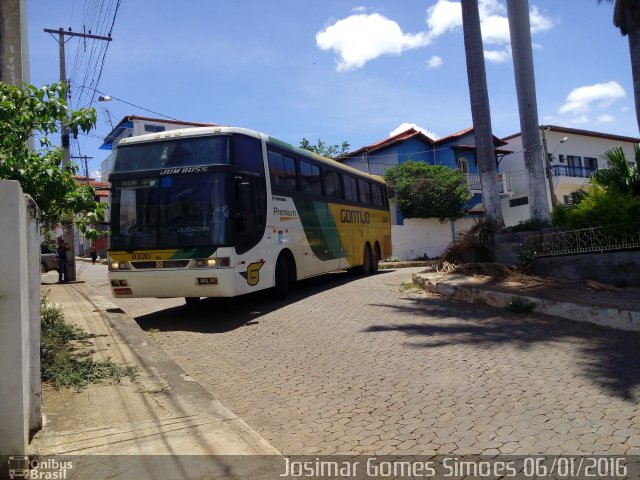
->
[135,270,391,334]
[365,295,640,401]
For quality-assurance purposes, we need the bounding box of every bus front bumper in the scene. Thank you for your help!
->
[108,268,236,298]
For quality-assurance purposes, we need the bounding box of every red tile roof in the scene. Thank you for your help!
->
[337,127,435,159]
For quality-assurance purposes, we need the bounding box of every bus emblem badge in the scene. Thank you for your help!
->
[240,261,265,286]
[156,261,163,269]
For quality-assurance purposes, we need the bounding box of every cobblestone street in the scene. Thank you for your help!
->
[85,266,640,456]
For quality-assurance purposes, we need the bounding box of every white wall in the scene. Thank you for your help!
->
[391,217,478,260]
[0,180,40,455]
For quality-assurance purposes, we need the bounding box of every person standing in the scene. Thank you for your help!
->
[90,243,98,265]
[57,237,70,283]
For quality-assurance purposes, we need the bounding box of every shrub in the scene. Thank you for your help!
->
[552,188,640,232]
[511,218,552,233]
[506,296,536,313]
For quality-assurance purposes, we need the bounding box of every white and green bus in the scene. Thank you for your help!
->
[108,126,391,306]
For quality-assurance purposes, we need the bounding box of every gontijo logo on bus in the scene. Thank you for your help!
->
[340,209,371,224]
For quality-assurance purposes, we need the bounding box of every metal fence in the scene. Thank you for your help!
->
[537,226,640,257]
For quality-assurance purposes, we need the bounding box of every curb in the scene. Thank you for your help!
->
[414,272,640,332]
[73,281,281,455]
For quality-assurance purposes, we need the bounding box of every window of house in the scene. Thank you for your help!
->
[144,124,165,133]
[299,160,322,196]
[457,157,469,173]
[509,196,529,207]
[566,155,582,167]
[584,157,597,170]
[558,154,565,163]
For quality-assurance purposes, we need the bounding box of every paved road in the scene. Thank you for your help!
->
[77,262,640,456]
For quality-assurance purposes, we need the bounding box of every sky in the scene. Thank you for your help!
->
[27,0,637,180]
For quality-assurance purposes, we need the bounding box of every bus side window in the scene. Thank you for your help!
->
[268,150,284,190]
[234,135,263,173]
[324,170,343,199]
[358,179,372,205]
[372,184,383,207]
[344,175,358,203]
[299,160,322,196]
[283,155,298,192]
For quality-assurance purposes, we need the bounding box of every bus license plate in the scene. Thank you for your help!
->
[113,287,133,296]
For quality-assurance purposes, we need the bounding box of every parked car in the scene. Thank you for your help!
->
[40,243,59,273]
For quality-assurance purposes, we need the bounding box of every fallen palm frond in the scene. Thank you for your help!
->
[438,219,499,265]
[435,261,528,280]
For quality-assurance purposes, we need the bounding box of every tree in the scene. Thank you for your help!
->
[460,0,505,227]
[0,82,104,239]
[507,0,551,222]
[299,138,350,158]
[384,160,472,222]
[591,145,640,196]
[597,0,640,133]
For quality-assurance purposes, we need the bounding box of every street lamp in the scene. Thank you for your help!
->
[98,95,112,102]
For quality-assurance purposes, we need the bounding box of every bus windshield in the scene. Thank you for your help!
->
[111,173,230,250]
[113,135,229,172]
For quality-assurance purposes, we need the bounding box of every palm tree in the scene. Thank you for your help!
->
[597,0,640,133]
[591,145,640,196]
[460,0,504,227]
[506,0,551,222]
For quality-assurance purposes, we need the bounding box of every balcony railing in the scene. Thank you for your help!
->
[551,165,596,178]
[465,173,512,194]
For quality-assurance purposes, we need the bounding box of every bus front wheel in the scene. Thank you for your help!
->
[185,297,201,309]
[274,256,290,299]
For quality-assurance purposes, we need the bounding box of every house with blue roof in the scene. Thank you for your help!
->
[338,127,512,259]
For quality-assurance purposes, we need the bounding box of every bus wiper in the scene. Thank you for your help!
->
[127,224,141,252]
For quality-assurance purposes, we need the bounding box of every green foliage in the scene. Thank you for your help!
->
[552,187,640,231]
[0,82,105,240]
[591,145,640,197]
[41,295,136,389]
[384,160,472,222]
[385,256,401,262]
[505,296,536,314]
[511,218,552,233]
[299,138,350,158]
[514,239,541,268]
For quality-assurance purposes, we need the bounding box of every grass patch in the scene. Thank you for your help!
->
[41,295,136,389]
[505,296,536,314]
[399,281,421,293]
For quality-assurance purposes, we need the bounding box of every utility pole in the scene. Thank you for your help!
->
[540,127,557,207]
[44,27,111,280]
[70,155,94,184]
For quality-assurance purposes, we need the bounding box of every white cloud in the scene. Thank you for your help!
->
[426,0,462,39]
[568,115,590,126]
[316,13,428,71]
[558,81,626,114]
[91,170,102,180]
[317,1,554,71]
[484,48,511,63]
[426,55,443,69]
[390,123,439,140]
[597,114,615,123]
[351,6,367,13]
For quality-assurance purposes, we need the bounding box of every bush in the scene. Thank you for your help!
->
[41,295,136,389]
[511,218,552,233]
[506,296,536,313]
[552,188,640,232]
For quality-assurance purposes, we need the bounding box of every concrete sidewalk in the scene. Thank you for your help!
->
[414,269,640,332]
[32,260,282,479]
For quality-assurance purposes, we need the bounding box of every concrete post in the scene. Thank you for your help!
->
[0,180,31,455]
[0,0,30,85]
[26,196,42,434]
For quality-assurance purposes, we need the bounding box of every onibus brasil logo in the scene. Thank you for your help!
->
[8,456,73,479]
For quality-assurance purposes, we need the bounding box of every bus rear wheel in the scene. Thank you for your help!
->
[371,243,380,274]
[361,244,372,276]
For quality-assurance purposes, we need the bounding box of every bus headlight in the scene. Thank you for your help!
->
[110,260,131,271]
[194,257,230,268]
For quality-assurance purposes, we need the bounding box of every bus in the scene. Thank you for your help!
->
[108,126,391,306]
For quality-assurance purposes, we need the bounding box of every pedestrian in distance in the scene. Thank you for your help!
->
[90,243,98,265]
[57,237,70,283]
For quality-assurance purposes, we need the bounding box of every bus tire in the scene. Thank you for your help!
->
[185,297,201,309]
[361,244,372,276]
[274,255,290,299]
[371,243,380,274]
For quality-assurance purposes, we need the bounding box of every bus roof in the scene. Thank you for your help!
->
[117,126,387,185]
